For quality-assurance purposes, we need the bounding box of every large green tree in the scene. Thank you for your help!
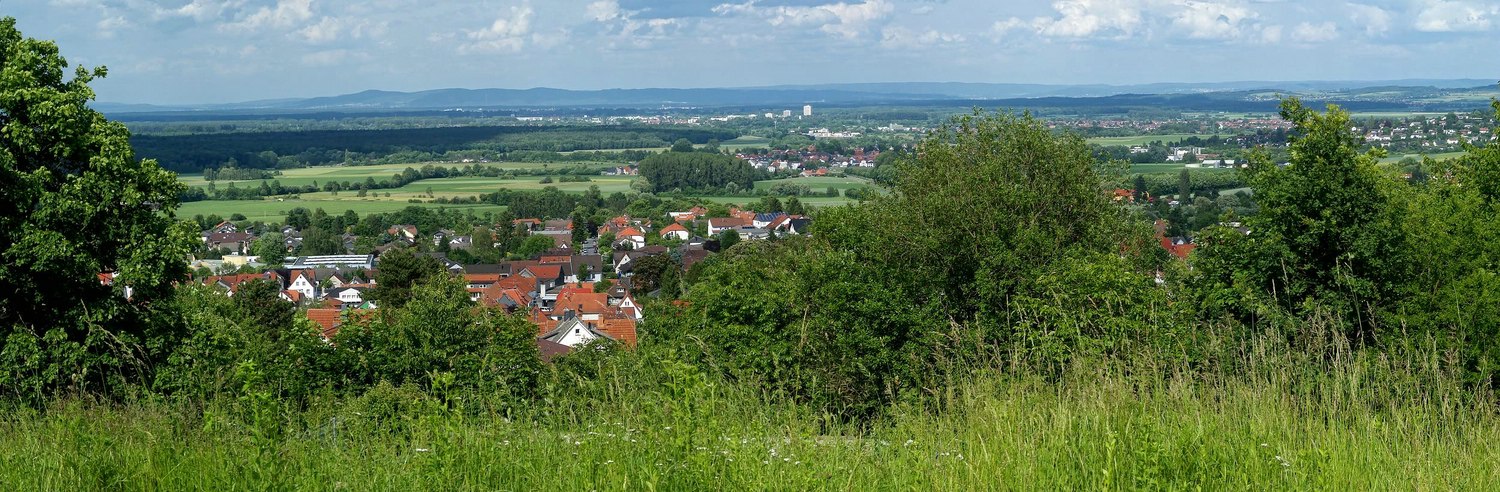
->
[1192,99,1407,326]
[0,18,198,399]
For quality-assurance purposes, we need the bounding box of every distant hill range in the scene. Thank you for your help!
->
[95,80,1500,115]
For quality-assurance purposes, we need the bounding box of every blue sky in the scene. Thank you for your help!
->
[13,0,1500,104]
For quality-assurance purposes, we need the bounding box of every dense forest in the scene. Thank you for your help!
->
[7,19,1500,488]
[130,125,737,173]
[636,143,768,193]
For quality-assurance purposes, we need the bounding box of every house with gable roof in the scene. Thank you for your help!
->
[614,226,647,250]
[658,223,690,241]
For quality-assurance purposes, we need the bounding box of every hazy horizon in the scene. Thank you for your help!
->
[14,1,1500,105]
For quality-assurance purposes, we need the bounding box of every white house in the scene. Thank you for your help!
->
[614,227,647,250]
[658,223,690,241]
[541,318,612,347]
[288,270,318,300]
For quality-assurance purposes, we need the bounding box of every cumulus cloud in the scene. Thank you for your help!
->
[158,0,243,22]
[994,0,1146,39]
[588,0,681,48]
[712,0,895,39]
[461,5,535,54]
[1346,3,1392,36]
[1171,1,1259,40]
[222,0,313,31]
[1414,1,1497,32]
[297,16,388,44]
[993,1,1288,44]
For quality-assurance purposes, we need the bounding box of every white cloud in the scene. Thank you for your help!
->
[1018,0,1146,39]
[1346,3,1392,36]
[1290,21,1337,42]
[1171,1,1258,40]
[1414,1,1497,32]
[587,0,624,22]
[159,0,243,22]
[461,6,535,54]
[880,26,964,48]
[588,0,681,48]
[297,16,387,44]
[96,15,128,38]
[712,0,895,39]
[222,0,313,31]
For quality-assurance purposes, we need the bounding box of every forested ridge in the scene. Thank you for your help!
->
[6,17,1500,489]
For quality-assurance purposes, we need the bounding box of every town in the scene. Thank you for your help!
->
[192,205,813,358]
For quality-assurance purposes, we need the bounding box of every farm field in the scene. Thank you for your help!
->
[1086,134,1226,147]
[719,135,772,151]
[754,175,873,192]
[179,161,610,189]
[1129,163,1239,174]
[1380,151,1467,163]
[177,174,874,219]
[176,198,507,222]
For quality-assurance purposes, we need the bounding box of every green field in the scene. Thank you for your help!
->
[177,173,869,220]
[1380,151,1468,163]
[180,161,607,189]
[1087,134,1226,147]
[754,175,873,192]
[719,135,772,151]
[176,199,508,222]
[1129,163,1240,174]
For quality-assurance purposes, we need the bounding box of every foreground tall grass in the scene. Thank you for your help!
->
[3,326,1498,490]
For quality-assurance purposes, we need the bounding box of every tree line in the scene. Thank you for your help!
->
[132,125,737,173]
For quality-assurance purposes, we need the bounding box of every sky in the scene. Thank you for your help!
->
[11,0,1500,104]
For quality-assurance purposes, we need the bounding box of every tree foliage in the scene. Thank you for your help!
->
[0,18,198,400]
[637,151,764,193]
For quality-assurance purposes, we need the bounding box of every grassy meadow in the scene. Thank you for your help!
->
[1086,134,1224,147]
[178,171,868,220]
[1380,150,1468,164]
[179,161,607,190]
[4,332,1497,490]
[176,199,509,222]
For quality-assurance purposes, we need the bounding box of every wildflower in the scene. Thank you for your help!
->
[903,439,915,447]
[604,460,614,465]
[415,448,430,453]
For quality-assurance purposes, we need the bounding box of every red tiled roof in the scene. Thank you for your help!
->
[464,273,502,285]
[598,317,638,347]
[659,223,688,237]
[557,291,611,315]
[306,309,342,338]
[617,227,644,238]
[520,264,563,280]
